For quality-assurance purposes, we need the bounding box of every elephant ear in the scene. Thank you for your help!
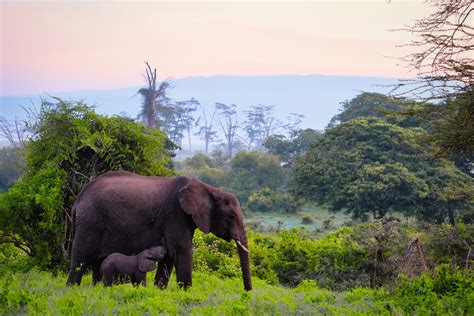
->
[178,179,212,233]
[138,251,157,273]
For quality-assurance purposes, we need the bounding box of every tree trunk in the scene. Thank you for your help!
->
[187,127,192,152]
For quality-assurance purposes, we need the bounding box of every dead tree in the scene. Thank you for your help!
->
[138,62,170,129]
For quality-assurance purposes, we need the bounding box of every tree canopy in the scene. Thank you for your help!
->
[292,117,473,222]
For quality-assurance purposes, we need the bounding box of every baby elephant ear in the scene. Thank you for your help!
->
[138,251,157,273]
[178,179,212,233]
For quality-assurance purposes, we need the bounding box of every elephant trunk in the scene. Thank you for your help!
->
[235,230,252,291]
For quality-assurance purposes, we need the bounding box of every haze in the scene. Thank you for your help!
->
[1,0,434,96]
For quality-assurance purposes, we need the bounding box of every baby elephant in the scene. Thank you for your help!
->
[100,246,167,286]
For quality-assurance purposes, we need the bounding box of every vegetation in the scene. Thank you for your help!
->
[1,223,472,315]
[0,100,175,269]
[292,117,473,222]
[265,128,322,166]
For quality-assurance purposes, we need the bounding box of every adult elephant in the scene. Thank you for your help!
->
[66,171,251,291]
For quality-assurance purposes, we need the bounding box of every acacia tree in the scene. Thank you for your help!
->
[394,1,473,161]
[216,103,240,158]
[394,1,473,100]
[176,98,198,152]
[137,62,171,129]
[242,105,280,150]
[282,113,304,137]
[195,102,219,154]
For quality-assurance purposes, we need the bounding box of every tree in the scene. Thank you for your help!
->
[0,100,174,268]
[292,117,473,222]
[137,62,171,129]
[225,151,285,203]
[394,1,473,100]
[0,117,28,148]
[265,128,322,166]
[282,113,305,137]
[216,103,239,158]
[242,105,280,150]
[393,1,473,164]
[327,93,422,129]
[176,98,198,152]
[195,102,219,154]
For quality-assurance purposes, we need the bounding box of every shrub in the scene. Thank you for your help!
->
[245,188,301,213]
[0,100,174,269]
[301,216,314,224]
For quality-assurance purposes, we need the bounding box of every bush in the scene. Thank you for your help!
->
[226,151,285,202]
[0,100,175,269]
[245,188,301,213]
[394,265,473,314]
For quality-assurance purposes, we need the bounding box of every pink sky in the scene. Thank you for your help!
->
[1,1,434,96]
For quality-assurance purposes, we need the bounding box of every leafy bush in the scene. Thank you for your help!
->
[225,151,286,203]
[245,188,301,213]
[192,231,241,279]
[394,265,473,314]
[0,100,175,269]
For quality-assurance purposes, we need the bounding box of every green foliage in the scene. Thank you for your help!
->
[292,117,473,221]
[1,224,473,314]
[265,128,322,166]
[327,92,422,128]
[245,188,301,213]
[0,100,174,269]
[394,265,473,314]
[423,92,474,174]
[179,153,227,187]
[423,224,474,268]
[183,153,214,169]
[248,227,370,289]
[226,151,285,203]
[193,231,241,279]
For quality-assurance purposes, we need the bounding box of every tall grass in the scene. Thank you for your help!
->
[1,268,471,315]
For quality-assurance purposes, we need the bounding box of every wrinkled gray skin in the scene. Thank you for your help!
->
[101,246,167,286]
[66,171,251,291]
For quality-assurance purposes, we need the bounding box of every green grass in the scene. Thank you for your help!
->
[1,269,471,315]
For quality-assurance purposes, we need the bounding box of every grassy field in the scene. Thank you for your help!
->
[1,269,472,315]
[245,209,353,233]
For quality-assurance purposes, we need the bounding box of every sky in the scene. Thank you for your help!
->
[1,0,435,96]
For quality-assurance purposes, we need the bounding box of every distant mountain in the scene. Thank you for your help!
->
[0,74,399,137]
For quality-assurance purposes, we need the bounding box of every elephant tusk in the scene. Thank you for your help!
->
[235,239,249,253]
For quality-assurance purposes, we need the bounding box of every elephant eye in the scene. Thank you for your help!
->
[226,213,235,222]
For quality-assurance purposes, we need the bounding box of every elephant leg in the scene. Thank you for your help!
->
[155,256,174,289]
[175,251,193,289]
[66,262,88,286]
[102,271,113,286]
[66,230,100,286]
[91,262,102,285]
